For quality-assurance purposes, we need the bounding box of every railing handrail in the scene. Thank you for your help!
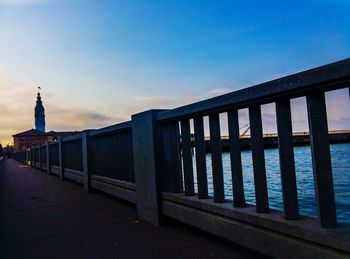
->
[48,141,59,146]
[157,58,350,122]
[89,121,131,137]
[61,133,83,143]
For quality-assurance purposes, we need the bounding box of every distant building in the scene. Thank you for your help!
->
[12,90,79,152]
[13,129,78,152]
[35,92,45,132]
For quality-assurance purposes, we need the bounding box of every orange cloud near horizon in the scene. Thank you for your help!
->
[1,69,349,146]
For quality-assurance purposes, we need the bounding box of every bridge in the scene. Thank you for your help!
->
[8,59,350,258]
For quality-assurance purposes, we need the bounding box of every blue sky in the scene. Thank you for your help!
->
[0,0,349,144]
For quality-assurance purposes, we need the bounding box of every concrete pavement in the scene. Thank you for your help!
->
[0,159,265,259]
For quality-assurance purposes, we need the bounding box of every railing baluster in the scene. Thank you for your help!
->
[306,92,337,228]
[209,113,225,202]
[249,105,269,213]
[32,147,35,167]
[58,138,64,180]
[160,121,183,192]
[276,99,300,220]
[194,116,208,199]
[38,145,42,171]
[180,119,195,196]
[46,143,51,175]
[227,109,246,207]
[35,147,38,168]
[82,131,90,193]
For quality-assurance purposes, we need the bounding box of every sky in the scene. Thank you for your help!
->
[0,0,349,145]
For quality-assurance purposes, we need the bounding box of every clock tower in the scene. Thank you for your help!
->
[34,91,45,132]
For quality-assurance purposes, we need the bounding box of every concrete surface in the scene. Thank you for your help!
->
[0,159,265,259]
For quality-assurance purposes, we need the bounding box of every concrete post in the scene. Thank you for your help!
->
[31,147,35,167]
[39,144,42,171]
[27,149,30,166]
[58,137,64,180]
[46,143,51,175]
[132,109,167,225]
[82,131,90,193]
[159,122,183,193]
[29,148,31,166]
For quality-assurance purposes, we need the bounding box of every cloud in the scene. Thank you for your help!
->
[325,89,350,130]
[46,105,120,131]
[132,95,178,107]
[129,87,233,112]
[200,87,233,100]
[0,68,124,145]
[0,66,349,145]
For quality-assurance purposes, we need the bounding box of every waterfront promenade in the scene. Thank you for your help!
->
[8,59,350,258]
[0,159,261,259]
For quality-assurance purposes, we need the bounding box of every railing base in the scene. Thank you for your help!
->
[90,176,136,204]
[162,193,349,259]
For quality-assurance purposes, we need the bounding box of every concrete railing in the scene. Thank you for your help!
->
[12,58,350,258]
[13,123,135,203]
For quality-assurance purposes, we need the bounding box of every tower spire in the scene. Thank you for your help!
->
[34,87,45,132]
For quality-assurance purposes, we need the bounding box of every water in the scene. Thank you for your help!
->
[192,143,350,223]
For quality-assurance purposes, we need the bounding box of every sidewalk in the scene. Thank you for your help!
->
[0,159,263,259]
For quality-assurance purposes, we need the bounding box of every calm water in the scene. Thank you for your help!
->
[192,143,350,223]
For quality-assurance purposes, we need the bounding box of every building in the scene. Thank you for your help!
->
[12,90,79,152]
[35,92,45,132]
[13,129,78,152]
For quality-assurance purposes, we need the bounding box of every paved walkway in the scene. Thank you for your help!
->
[0,159,264,259]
